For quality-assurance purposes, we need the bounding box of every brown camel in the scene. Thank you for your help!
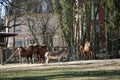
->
[80,41,93,60]
[18,47,32,64]
[34,44,48,63]
[39,44,48,63]
[18,44,38,64]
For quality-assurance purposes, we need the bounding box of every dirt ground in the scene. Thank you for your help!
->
[0,59,120,71]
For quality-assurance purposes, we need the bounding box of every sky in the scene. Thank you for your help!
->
[0,4,5,19]
[1,5,5,18]
[0,0,7,19]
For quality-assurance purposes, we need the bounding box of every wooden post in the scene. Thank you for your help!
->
[0,47,3,65]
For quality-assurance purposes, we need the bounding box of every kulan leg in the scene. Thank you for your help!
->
[58,56,62,63]
[58,58,60,63]
[46,57,49,63]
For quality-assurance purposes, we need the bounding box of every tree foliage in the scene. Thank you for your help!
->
[101,0,120,35]
[101,0,120,58]
[52,0,75,46]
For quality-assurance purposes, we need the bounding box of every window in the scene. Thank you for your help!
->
[79,0,86,2]
[95,25,100,33]
[42,1,47,12]
[15,40,22,47]
[25,38,35,46]
[15,26,21,32]
[29,21,34,30]
[95,7,99,19]
[91,6,99,20]
[93,0,100,3]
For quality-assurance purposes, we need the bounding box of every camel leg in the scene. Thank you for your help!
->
[41,58,44,63]
[40,56,45,63]
[86,55,88,60]
[36,54,39,63]
[85,53,89,60]
[39,57,41,63]
[86,53,90,60]
[90,51,92,60]
[26,57,29,64]
[19,56,22,64]
[84,53,88,60]
[37,54,40,63]
[30,54,33,64]
[87,54,89,60]
[85,52,91,60]
[43,56,46,63]
[40,56,42,63]
[40,55,44,63]
[40,57,42,63]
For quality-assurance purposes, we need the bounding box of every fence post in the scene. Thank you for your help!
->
[0,47,3,65]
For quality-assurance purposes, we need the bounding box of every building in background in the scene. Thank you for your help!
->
[89,0,106,53]
[5,0,67,48]
[5,0,106,50]
[79,0,105,51]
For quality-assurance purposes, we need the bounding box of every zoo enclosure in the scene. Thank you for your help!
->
[0,44,120,65]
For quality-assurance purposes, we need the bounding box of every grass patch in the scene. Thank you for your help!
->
[0,67,120,80]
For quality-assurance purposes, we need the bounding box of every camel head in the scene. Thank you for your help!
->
[80,44,84,53]
[18,47,26,56]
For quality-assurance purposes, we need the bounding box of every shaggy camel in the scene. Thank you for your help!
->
[80,41,93,60]
[36,44,48,63]
[18,44,38,64]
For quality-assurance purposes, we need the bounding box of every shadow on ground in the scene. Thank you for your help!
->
[1,70,120,80]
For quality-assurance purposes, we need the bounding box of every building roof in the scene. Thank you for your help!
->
[0,32,18,37]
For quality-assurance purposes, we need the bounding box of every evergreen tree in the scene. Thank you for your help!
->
[101,0,120,39]
[52,0,75,60]
[101,0,120,58]
[52,0,75,47]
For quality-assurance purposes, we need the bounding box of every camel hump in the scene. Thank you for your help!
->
[41,44,47,48]
[26,44,34,50]
[18,46,24,50]
[34,43,39,47]
[33,44,40,49]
